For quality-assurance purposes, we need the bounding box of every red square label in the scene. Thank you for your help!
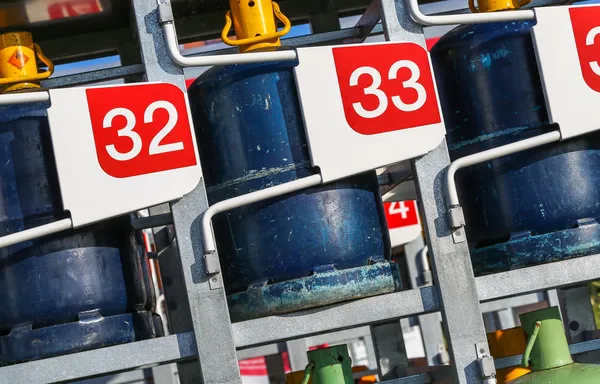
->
[384,200,419,229]
[48,0,102,19]
[86,83,197,178]
[570,6,600,93]
[332,43,441,135]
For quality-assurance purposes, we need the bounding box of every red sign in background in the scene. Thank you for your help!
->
[48,0,102,19]
[384,200,419,229]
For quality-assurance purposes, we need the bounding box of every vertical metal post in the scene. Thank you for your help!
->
[131,1,242,383]
[287,339,310,372]
[411,140,492,384]
[378,0,492,382]
[404,236,447,366]
[370,321,409,379]
[265,354,287,384]
[558,285,600,363]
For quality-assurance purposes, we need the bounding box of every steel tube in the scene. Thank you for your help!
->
[0,218,73,248]
[406,0,535,26]
[0,91,50,105]
[202,174,323,255]
[445,131,561,209]
[162,22,297,67]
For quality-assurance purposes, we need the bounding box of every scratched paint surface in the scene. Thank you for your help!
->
[431,21,600,273]
[0,311,156,365]
[228,262,401,322]
[0,105,154,363]
[188,60,390,300]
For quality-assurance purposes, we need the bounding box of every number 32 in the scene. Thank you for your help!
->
[102,101,185,161]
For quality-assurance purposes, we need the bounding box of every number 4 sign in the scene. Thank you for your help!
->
[384,200,422,247]
[47,82,202,227]
[294,42,445,183]
[532,4,600,139]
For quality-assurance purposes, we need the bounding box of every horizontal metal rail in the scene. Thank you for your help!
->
[159,1,297,68]
[0,218,73,249]
[0,91,50,105]
[0,333,196,384]
[202,174,323,266]
[445,131,561,210]
[495,338,600,369]
[406,0,535,26]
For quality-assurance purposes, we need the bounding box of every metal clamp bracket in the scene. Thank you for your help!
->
[157,0,297,68]
[475,342,497,384]
[444,131,561,244]
[201,174,323,289]
[448,206,466,243]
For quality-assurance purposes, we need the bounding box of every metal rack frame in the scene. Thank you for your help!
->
[1,0,599,383]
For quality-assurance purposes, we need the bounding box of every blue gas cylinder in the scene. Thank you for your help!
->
[0,100,157,364]
[430,21,600,274]
[188,59,398,320]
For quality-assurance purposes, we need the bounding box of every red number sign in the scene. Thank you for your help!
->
[86,83,197,178]
[384,200,419,229]
[570,6,600,93]
[332,43,441,135]
[48,0,102,19]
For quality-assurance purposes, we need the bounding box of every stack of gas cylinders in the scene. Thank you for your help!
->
[187,0,400,321]
[431,0,600,275]
[0,31,162,366]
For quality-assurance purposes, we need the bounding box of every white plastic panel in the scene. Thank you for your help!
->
[294,42,445,183]
[47,82,202,227]
[532,4,600,139]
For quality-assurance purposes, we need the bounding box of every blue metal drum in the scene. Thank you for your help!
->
[188,59,398,321]
[0,100,157,364]
[430,22,600,274]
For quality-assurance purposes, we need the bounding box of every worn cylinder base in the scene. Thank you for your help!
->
[472,218,600,275]
[228,261,401,322]
[0,310,161,366]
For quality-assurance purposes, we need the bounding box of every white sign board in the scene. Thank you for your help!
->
[294,42,445,183]
[47,82,202,227]
[532,4,600,139]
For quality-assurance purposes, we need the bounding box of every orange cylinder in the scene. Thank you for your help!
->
[487,327,531,382]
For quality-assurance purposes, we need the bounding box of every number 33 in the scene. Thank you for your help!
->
[349,60,427,119]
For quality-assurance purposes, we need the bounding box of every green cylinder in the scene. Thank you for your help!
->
[307,345,353,384]
[508,307,600,383]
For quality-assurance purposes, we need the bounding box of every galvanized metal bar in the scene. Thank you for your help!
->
[410,141,491,381]
[286,339,310,372]
[0,333,196,384]
[476,253,600,302]
[353,0,383,41]
[186,24,385,59]
[237,343,286,361]
[41,64,145,89]
[233,286,439,348]
[479,293,545,313]
[379,0,492,381]
[495,338,600,370]
[132,213,174,230]
[370,321,409,379]
[559,286,597,344]
[403,236,447,366]
[132,1,241,384]
[379,373,432,384]
[557,285,600,363]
